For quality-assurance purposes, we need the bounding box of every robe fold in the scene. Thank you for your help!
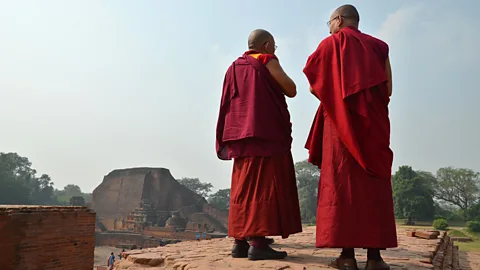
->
[216,52,302,239]
[303,26,397,248]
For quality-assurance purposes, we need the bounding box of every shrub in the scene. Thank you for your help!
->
[467,221,480,232]
[432,218,449,230]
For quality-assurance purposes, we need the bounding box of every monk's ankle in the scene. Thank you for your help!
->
[341,248,355,259]
[234,238,248,245]
[250,236,268,248]
[367,248,382,261]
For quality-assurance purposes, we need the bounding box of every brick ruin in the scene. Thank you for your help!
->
[432,231,460,269]
[0,205,95,270]
[91,167,229,248]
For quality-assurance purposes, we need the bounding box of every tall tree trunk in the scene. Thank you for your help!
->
[406,216,415,225]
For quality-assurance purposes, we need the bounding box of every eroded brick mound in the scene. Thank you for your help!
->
[0,205,95,270]
[91,167,228,232]
[116,226,459,270]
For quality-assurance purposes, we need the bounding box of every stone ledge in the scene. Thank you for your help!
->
[450,237,473,242]
[0,205,92,213]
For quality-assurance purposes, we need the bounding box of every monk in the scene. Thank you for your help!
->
[303,5,397,270]
[216,29,302,260]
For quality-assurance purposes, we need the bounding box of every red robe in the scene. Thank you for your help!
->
[303,26,397,248]
[216,51,302,239]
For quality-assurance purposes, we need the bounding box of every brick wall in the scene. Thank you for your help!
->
[95,231,145,247]
[95,231,172,249]
[0,205,96,270]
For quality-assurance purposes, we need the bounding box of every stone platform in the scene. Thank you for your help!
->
[116,227,459,269]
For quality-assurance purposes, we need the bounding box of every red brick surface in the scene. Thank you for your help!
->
[416,230,439,240]
[407,231,416,237]
[0,205,95,270]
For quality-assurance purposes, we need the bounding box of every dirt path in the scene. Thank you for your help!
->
[459,251,480,270]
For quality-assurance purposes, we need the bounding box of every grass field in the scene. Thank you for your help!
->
[449,229,468,237]
[456,230,480,252]
[395,219,480,252]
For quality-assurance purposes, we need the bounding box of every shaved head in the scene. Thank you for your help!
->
[247,29,276,54]
[329,4,360,34]
[332,4,360,24]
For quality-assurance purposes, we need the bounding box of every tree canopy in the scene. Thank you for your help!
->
[0,152,91,206]
[392,166,435,224]
[177,177,213,198]
[433,167,480,220]
[208,188,230,210]
[295,160,320,223]
[0,152,56,205]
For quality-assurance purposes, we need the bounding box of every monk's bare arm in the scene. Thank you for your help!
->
[386,57,392,97]
[266,59,297,98]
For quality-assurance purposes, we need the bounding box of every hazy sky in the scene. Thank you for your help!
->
[0,0,478,193]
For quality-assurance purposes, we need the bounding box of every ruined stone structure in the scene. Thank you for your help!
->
[0,205,95,270]
[91,167,228,247]
[70,196,86,206]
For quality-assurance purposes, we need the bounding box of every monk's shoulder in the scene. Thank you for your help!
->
[315,36,336,56]
[362,33,389,56]
[257,54,278,65]
[371,35,388,50]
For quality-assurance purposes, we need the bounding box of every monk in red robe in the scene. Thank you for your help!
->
[216,29,302,260]
[303,5,397,270]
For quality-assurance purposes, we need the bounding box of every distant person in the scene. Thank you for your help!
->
[118,249,124,260]
[303,4,397,270]
[216,29,302,260]
[107,252,115,270]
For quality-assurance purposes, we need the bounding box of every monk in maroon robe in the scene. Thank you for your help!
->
[216,29,302,260]
[303,5,397,270]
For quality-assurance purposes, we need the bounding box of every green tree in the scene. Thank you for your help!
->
[0,152,56,205]
[30,174,56,205]
[208,188,230,210]
[434,167,480,221]
[0,177,31,204]
[434,202,464,222]
[295,160,320,223]
[54,184,84,204]
[177,177,213,198]
[467,202,480,221]
[392,166,435,224]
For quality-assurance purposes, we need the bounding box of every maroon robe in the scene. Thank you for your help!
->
[303,26,398,248]
[216,53,302,239]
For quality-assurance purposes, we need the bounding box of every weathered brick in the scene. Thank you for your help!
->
[0,205,95,270]
[416,230,439,240]
[406,231,416,237]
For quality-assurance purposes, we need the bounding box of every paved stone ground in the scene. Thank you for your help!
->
[116,226,453,269]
